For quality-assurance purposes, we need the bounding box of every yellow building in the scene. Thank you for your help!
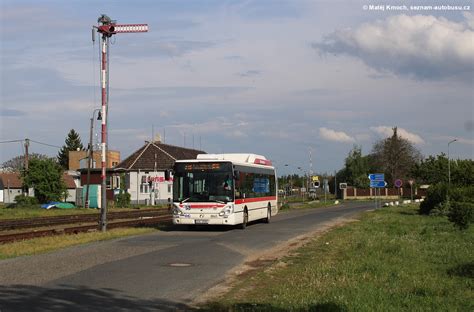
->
[68,150,120,170]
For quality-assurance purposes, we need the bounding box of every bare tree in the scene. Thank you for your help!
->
[1,154,52,171]
[372,127,422,186]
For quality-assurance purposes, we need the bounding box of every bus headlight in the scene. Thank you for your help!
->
[219,204,234,216]
[172,207,183,216]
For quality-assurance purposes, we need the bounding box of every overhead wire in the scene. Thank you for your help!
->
[29,139,61,149]
[0,139,24,144]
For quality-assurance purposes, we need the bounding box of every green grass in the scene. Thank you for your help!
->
[203,205,474,311]
[280,200,340,211]
[0,227,158,260]
[0,204,168,220]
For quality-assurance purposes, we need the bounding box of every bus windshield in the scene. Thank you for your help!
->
[173,162,234,203]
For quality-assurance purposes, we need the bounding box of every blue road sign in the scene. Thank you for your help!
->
[370,180,387,188]
[368,173,385,181]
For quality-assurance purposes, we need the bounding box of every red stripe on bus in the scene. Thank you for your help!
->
[235,196,277,204]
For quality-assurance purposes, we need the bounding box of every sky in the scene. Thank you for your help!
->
[1,0,473,176]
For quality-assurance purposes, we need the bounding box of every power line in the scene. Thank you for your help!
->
[29,139,61,149]
[0,139,61,148]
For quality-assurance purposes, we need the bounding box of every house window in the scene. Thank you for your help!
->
[140,184,150,194]
[111,176,121,189]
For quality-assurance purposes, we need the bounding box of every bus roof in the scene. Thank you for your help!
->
[175,153,274,168]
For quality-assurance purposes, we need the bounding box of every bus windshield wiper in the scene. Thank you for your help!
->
[181,197,190,203]
[209,199,226,204]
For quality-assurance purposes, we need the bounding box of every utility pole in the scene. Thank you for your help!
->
[93,14,148,232]
[85,109,101,209]
[24,138,30,172]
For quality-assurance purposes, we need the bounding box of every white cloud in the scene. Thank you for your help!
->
[314,14,474,80]
[370,126,424,144]
[319,127,355,143]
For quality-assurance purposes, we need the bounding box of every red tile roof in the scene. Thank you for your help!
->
[0,172,23,188]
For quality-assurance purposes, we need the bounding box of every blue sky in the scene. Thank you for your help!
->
[1,0,473,176]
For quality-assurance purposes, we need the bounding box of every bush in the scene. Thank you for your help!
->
[420,184,474,215]
[419,183,447,215]
[450,186,474,203]
[115,191,131,208]
[429,202,451,216]
[448,202,474,230]
[14,194,39,206]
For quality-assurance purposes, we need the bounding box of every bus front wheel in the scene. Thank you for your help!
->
[240,209,248,230]
[264,206,271,223]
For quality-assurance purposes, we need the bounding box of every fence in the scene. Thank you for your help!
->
[342,187,427,200]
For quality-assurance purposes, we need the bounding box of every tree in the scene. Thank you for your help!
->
[337,145,373,188]
[1,153,52,171]
[412,154,448,185]
[21,158,67,203]
[372,127,422,187]
[58,129,84,169]
[412,154,474,186]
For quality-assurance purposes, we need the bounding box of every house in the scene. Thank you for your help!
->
[0,172,75,204]
[63,171,80,203]
[115,139,205,205]
[68,150,120,171]
[0,172,29,204]
[80,140,205,205]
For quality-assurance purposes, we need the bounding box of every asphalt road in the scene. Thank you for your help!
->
[0,201,372,312]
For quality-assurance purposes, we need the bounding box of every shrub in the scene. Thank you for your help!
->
[450,186,474,203]
[420,184,474,215]
[448,202,474,230]
[429,202,451,216]
[419,183,447,215]
[14,194,39,206]
[115,191,131,208]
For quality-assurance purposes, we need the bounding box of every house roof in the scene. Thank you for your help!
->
[62,173,77,189]
[0,172,76,189]
[0,172,22,188]
[115,141,205,171]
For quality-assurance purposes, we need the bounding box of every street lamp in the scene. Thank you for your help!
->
[447,139,457,203]
[84,108,102,209]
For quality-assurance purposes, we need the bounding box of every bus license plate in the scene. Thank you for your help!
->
[195,219,208,224]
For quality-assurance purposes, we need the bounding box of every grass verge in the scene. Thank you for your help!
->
[0,205,167,220]
[0,227,157,260]
[280,200,340,211]
[203,204,473,311]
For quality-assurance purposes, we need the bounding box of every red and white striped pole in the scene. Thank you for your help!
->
[94,15,148,232]
[100,32,108,232]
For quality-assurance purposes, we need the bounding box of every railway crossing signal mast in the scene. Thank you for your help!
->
[93,14,148,232]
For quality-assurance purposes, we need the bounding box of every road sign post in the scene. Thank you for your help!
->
[408,179,414,201]
[369,173,386,209]
[394,179,403,199]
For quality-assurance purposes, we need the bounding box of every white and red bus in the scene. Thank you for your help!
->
[172,154,278,229]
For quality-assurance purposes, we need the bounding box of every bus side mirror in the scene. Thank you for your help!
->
[234,171,240,180]
[165,170,171,181]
